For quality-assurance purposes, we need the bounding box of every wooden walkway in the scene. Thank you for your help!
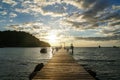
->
[32,49,95,80]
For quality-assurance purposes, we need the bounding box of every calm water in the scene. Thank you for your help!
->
[73,47,120,80]
[0,47,120,80]
[0,47,53,80]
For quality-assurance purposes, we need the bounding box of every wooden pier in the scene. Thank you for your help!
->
[32,49,95,80]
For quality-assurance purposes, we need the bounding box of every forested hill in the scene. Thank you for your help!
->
[0,31,50,47]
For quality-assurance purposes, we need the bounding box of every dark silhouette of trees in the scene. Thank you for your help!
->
[0,31,50,47]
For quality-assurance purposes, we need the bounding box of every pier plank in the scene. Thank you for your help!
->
[32,49,95,80]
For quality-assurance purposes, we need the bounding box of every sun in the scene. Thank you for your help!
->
[47,34,57,43]
[45,31,61,46]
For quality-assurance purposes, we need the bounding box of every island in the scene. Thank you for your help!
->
[0,31,50,47]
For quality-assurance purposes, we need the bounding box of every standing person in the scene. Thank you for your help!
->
[70,43,74,55]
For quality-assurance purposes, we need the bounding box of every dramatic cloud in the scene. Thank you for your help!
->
[14,0,67,17]
[64,20,89,30]
[62,1,120,43]
[63,0,110,29]
[101,26,120,36]
[63,0,96,9]
[0,0,120,46]
[109,20,120,26]
[101,11,120,21]
[84,0,109,16]
[2,0,17,6]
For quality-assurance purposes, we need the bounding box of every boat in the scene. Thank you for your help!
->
[113,46,119,48]
[40,48,47,53]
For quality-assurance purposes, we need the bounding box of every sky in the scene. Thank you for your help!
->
[0,0,120,47]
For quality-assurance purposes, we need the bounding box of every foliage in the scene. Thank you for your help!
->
[0,31,50,47]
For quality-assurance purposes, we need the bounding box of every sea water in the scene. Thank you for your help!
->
[0,47,120,80]
[0,47,52,80]
[73,47,120,80]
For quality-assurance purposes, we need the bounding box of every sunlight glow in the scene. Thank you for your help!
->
[48,34,57,43]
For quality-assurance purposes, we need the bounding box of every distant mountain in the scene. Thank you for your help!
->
[0,31,50,47]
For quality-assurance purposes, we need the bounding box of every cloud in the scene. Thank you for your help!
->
[14,0,66,17]
[13,0,97,18]
[7,22,51,37]
[2,0,17,6]
[111,22,120,26]
[33,1,68,17]
[15,8,30,14]
[63,19,99,31]
[6,21,68,42]
[79,0,109,23]
[41,3,68,17]
[63,0,95,9]
[62,0,120,37]
[109,20,120,26]
[0,10,7,15]
[74,35,120,41]
[101,26,120,36]
[1,0,120,43]
[64,20,88,30]
[9,12,17,18]
[100,11,120,21]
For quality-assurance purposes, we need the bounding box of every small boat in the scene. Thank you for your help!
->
[40,48,47,53]
[113,46,119,48]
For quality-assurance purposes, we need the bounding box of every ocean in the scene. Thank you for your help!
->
[0,47,120,80]
[73,47,120,80]
[0,47,52,80]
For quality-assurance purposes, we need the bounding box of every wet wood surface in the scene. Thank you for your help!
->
[32,49,95,80]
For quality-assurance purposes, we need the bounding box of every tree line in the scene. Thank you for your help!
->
[0,31,50,47]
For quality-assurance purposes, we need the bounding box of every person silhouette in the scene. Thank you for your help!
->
[70,43,74,55]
